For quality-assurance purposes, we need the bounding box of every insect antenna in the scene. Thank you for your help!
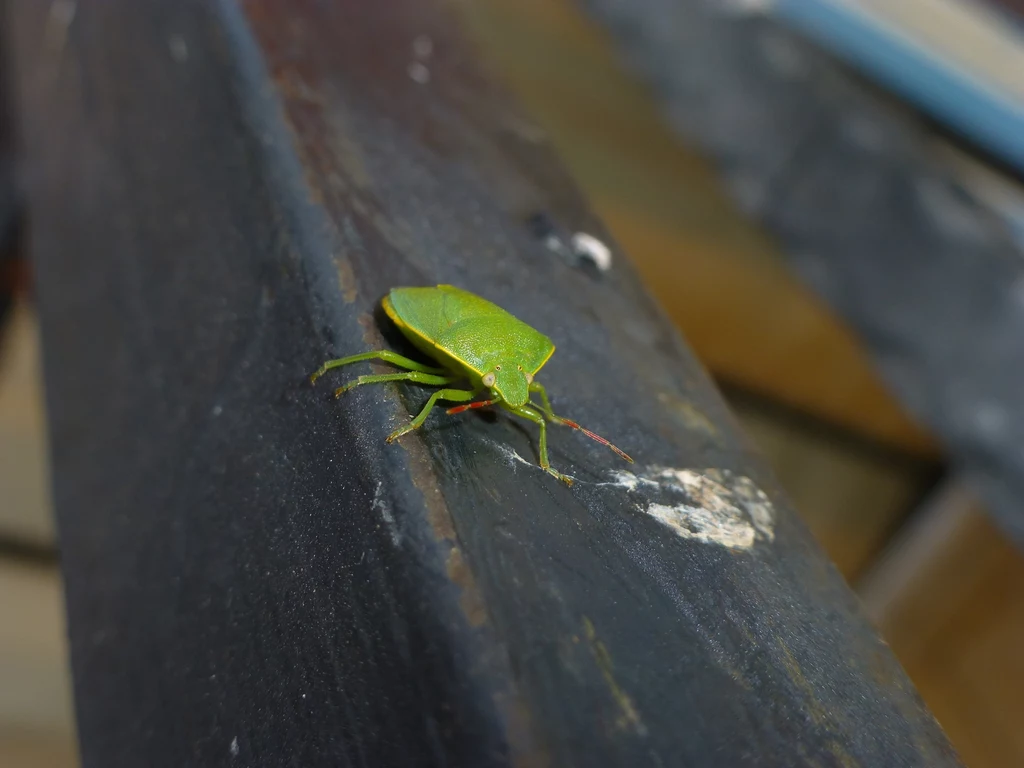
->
[446,398,498,415]
[534,403,633,464]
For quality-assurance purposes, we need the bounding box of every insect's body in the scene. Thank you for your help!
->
[384,286,553,408]
[311,285,630,484]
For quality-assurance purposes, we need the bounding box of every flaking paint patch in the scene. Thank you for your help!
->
[598,468,659,493]
[604,470,642,492]
[484,444,772,549]
[617,466,775,550]
[646,500,756,549]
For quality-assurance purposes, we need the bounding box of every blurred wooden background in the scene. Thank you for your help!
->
[2,0,1023,765]
[0,303,77,767]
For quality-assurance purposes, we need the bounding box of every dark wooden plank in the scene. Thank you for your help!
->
[7,1,959,766]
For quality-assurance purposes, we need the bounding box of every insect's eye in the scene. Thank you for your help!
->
[495,365,502,371]
[525,372,534,383]
[482,372,496,387]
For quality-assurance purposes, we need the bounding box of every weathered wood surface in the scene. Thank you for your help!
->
[7,1,959,766]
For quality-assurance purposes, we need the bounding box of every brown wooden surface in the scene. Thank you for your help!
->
[0,557,77,768]
[0,303,52,546]
[869,500,1024,768]
[457,0,937,457]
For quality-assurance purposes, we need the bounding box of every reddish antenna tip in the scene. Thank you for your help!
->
[556,417,633,464]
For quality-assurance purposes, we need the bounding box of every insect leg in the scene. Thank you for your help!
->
[310,350,446,384]
[510,405,573,486]
[332,371,455,399]
[386,387,476,443]
[528,381,633,464]
[527,381,560,421]
[446,398,497,415]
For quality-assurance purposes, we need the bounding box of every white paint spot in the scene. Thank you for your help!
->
[598,470,659,492]
[480,446,773,550]
[571,232,613,271]
[408,61,430,84]
[230,737,239,757]
[646,501,757,549]
[412,35,433,59]
[620,466,775,550]
[168,34,189,62]
[724,472,775,541]
[211,404,223,417]
[604,470,640,492]
[372,482,401,546]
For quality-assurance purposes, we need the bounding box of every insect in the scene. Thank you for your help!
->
[310,284,632,485]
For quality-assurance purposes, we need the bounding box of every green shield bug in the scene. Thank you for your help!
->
[311,284,632,485]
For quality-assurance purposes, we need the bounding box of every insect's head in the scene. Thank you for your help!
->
[481,363,532,408]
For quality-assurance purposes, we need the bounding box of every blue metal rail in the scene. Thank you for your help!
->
[774,0,1024,175]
